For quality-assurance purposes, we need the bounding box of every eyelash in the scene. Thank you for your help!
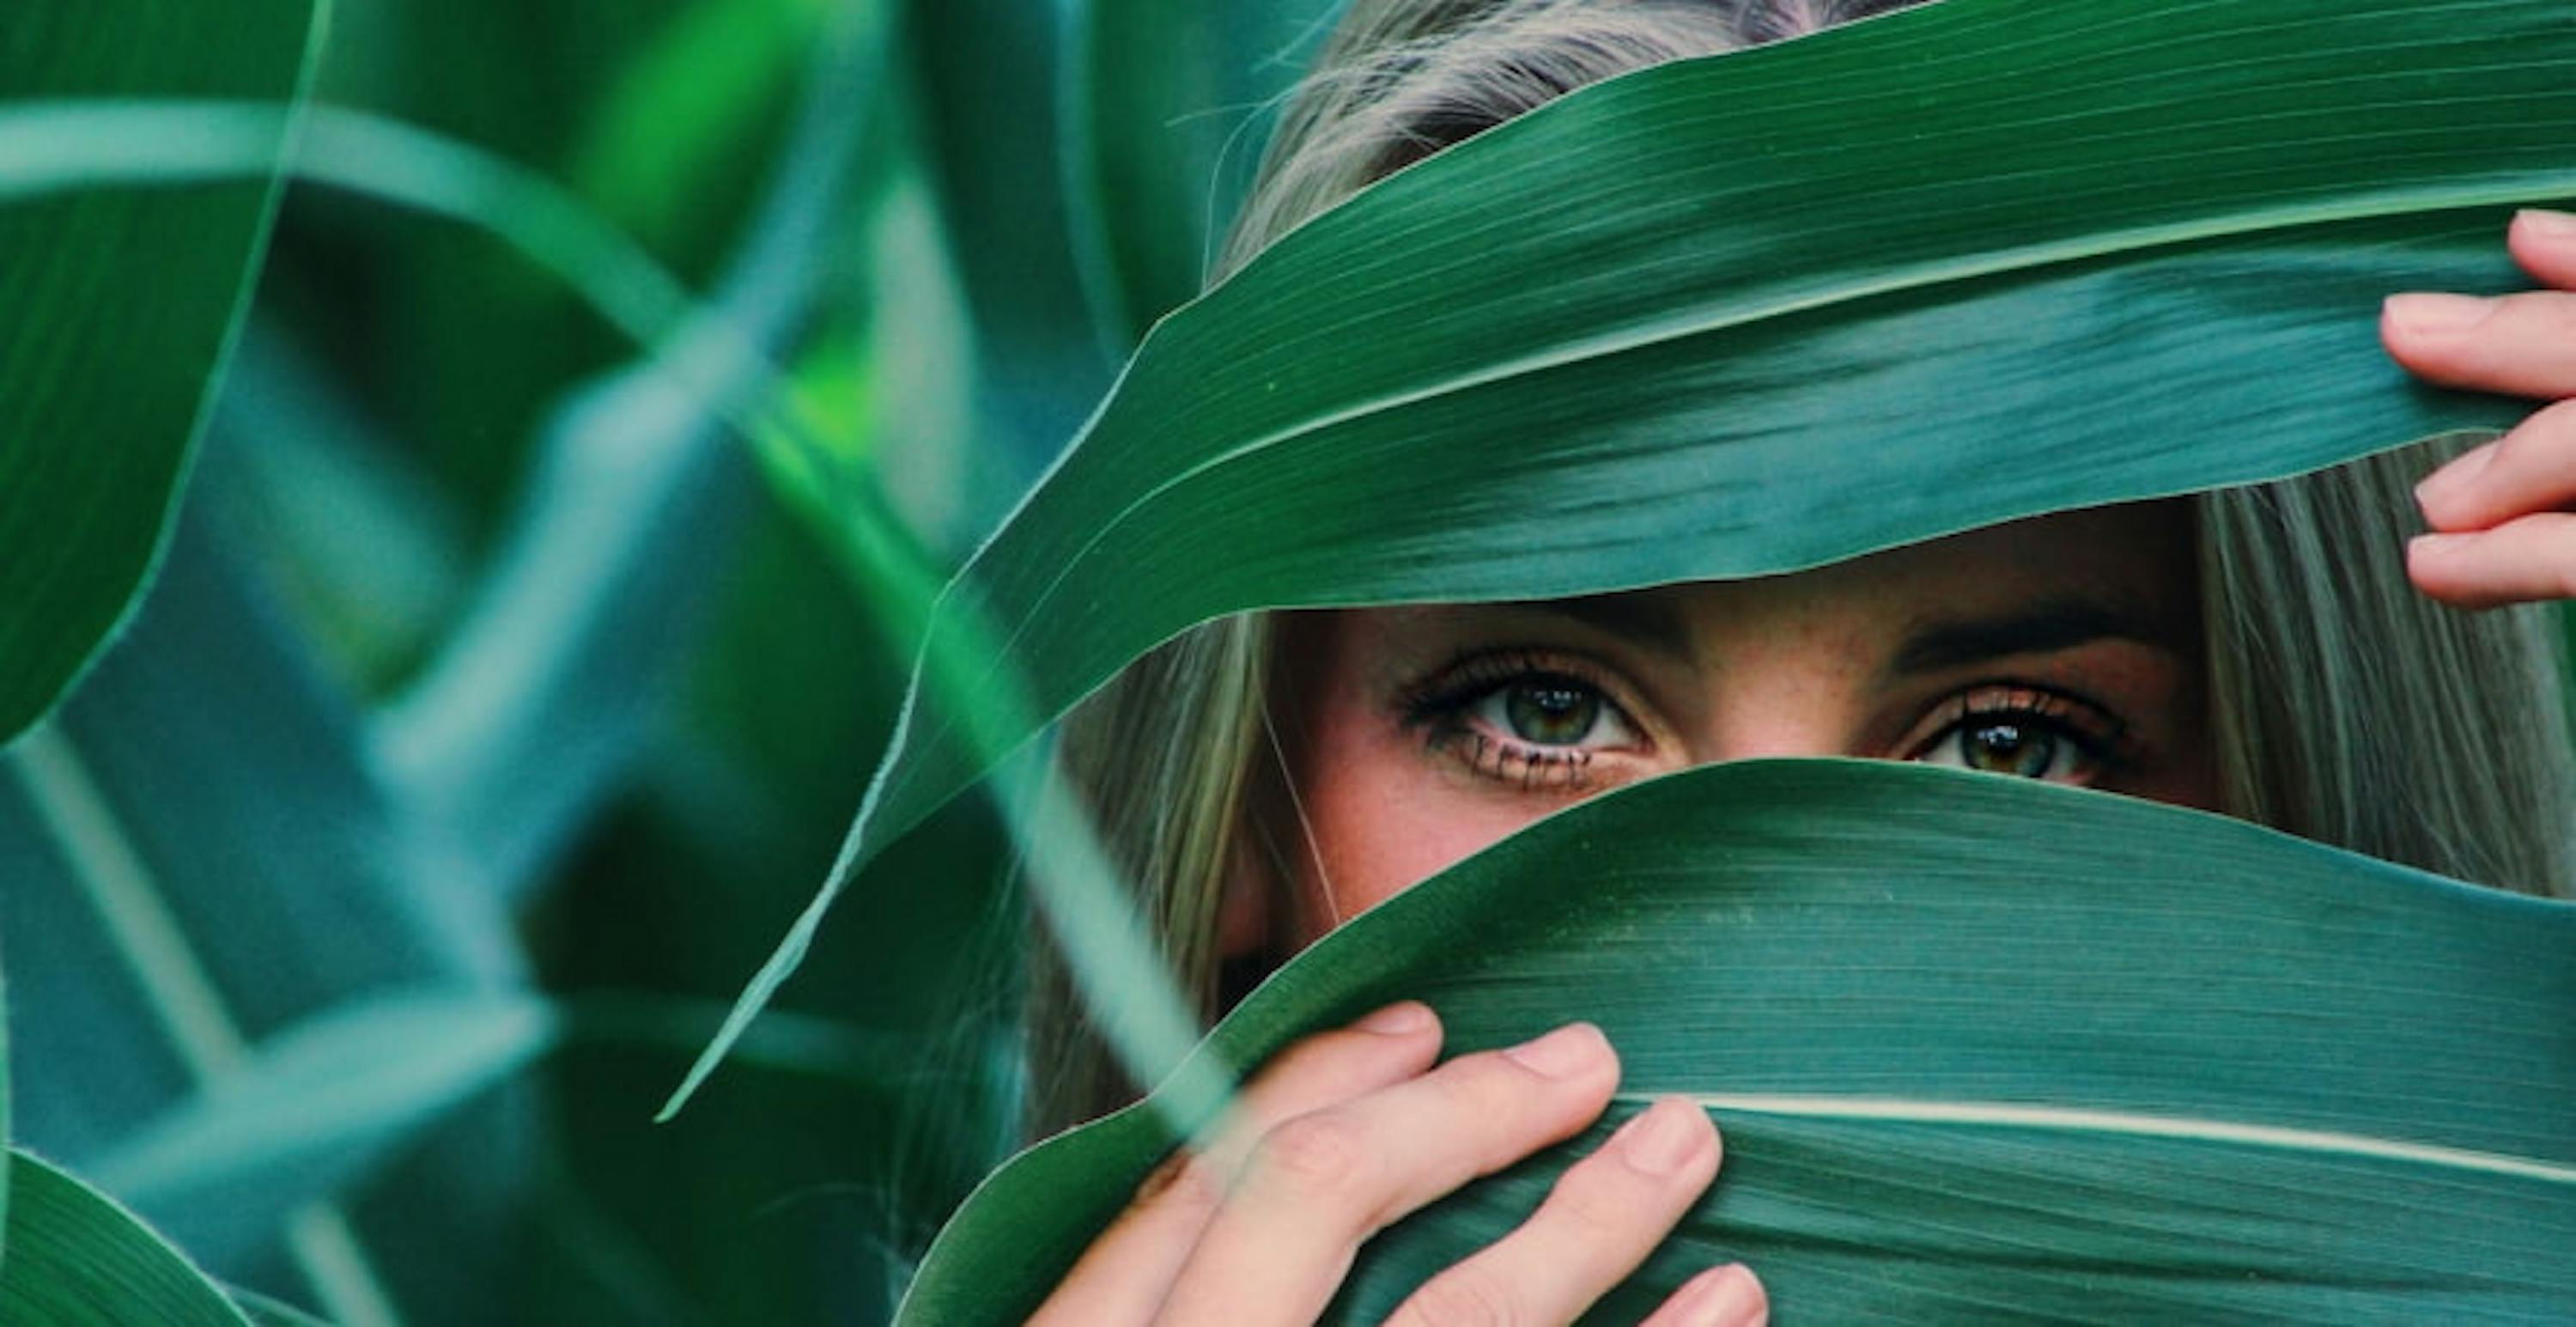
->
[1396,648,1639,793]
[1399,654,2142,792]
[1899,682,2142,782]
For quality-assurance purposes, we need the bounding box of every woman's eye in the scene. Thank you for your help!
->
[1501,680,1598,745]
[1913,712,2100,784]
[1468,677,1635,751]
[1902,684,2128,787]
[1923,717,2063,778]
[1400,654,1654,793]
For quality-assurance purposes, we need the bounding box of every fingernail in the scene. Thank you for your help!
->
[1356,1001,1433,1035]
[2415,439,2500,515]
[2410,532,2469,562]
[2385,292,2496,337]
[1613,1098,1710,1175]
[2518,208,2576,240]
[1671,1263,1767,1326]
[1504,1022,1607,1079]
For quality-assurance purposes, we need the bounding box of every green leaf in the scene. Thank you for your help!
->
[208,321,472,690]
[3,906,11,1265]
[91,991,557,1227]
[0,0,327,746]
[1061,0,1342,349]
[568,0,826,252]
[0,501,519,1312]
[345,6,882,900]
[681,0,2576,1106]
[0,1149,252,1327]
[902,0,1119,483]
[224,1285,334,1327]
[899,760,2576,1323]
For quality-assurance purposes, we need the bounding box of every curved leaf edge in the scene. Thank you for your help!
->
[683,0,2576,1113]
[0,0,336,750]
[842,0,2576,891]
[895,759,2576,1324]
[0,1148,254,1326]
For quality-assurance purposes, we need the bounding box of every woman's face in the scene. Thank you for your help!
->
[1274,501,2219,941]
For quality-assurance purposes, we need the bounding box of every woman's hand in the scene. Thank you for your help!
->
[1029,1002,1763,1326]
[2388,209,2576,607]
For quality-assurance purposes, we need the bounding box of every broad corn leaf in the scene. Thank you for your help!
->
[679,0,2576,1107]
[901,761,2576,1322]
[0,1149,252,1326]
[0,0,326,744]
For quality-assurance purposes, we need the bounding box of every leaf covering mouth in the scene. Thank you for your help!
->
[899,760,2576,1323]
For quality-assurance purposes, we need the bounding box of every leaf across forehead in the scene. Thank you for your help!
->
[678,0,2576,1104]
[887,0,2574,846]
[897,760,2576,1323]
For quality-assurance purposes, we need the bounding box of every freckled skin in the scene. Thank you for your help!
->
[1269,502,2219,940]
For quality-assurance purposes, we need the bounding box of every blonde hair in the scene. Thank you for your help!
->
[1024,0,2576,1135]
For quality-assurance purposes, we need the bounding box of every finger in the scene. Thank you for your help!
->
[1154,1022,1620,1327]
[2381,287,2576,399]
[2511,209,2576,290]
[1638,1264,1771,1327]
[1030,1001,1444,1326]
[2414,399,2576,532]
[1383,1097,1722,1327]
[2408,511,2576,609]
[1192,1001,1447,1179]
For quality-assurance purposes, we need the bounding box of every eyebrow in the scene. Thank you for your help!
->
[1889,596,2190,678]
[1505,594,1698,665]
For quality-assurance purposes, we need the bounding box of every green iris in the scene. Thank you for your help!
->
[1964,721,2056,777]
[1505,682,1600,746]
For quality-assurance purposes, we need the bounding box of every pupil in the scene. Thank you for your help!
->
[1507,682,1597,746]
[1968,721,2053,776]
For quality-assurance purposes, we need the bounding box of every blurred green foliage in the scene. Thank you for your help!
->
[0,0,319,745]
[0,0,1332,1318]
[6,0,2576,1321]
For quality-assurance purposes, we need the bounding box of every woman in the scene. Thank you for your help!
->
[1018,1,2576,1321]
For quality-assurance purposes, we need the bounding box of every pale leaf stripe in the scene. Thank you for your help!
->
[1671,1093,2576,1184]
[9,728,405,1327]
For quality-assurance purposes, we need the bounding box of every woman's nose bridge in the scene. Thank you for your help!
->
[1668,581,1880,764]
[1691,689,1867,764]
[1701,726,1853,764]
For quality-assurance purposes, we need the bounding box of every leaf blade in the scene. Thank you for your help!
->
[0,1150,252,1327]
[690,0,2576,1099]
[922,0,2576,825]
[900,760,2576,1323]
[0,0,327,746]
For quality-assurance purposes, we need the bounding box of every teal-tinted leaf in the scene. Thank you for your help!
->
[206,320,472,691]
[3,920,11,1260]
[1062,0,1342,348]
[0,1149,252,1327]
[568,0,825,252]
[91,991,556,1229]
[368,344,765,897]
[302,0,741,514]
[682,0,2576,1105]
[902,0,1119,488]
[0,498,523,1307]
[749,179,1004,609]
[0,0,326,746]
[225,1285,333,1327]
[900,760,2576,1323]
[372,10,880,898]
